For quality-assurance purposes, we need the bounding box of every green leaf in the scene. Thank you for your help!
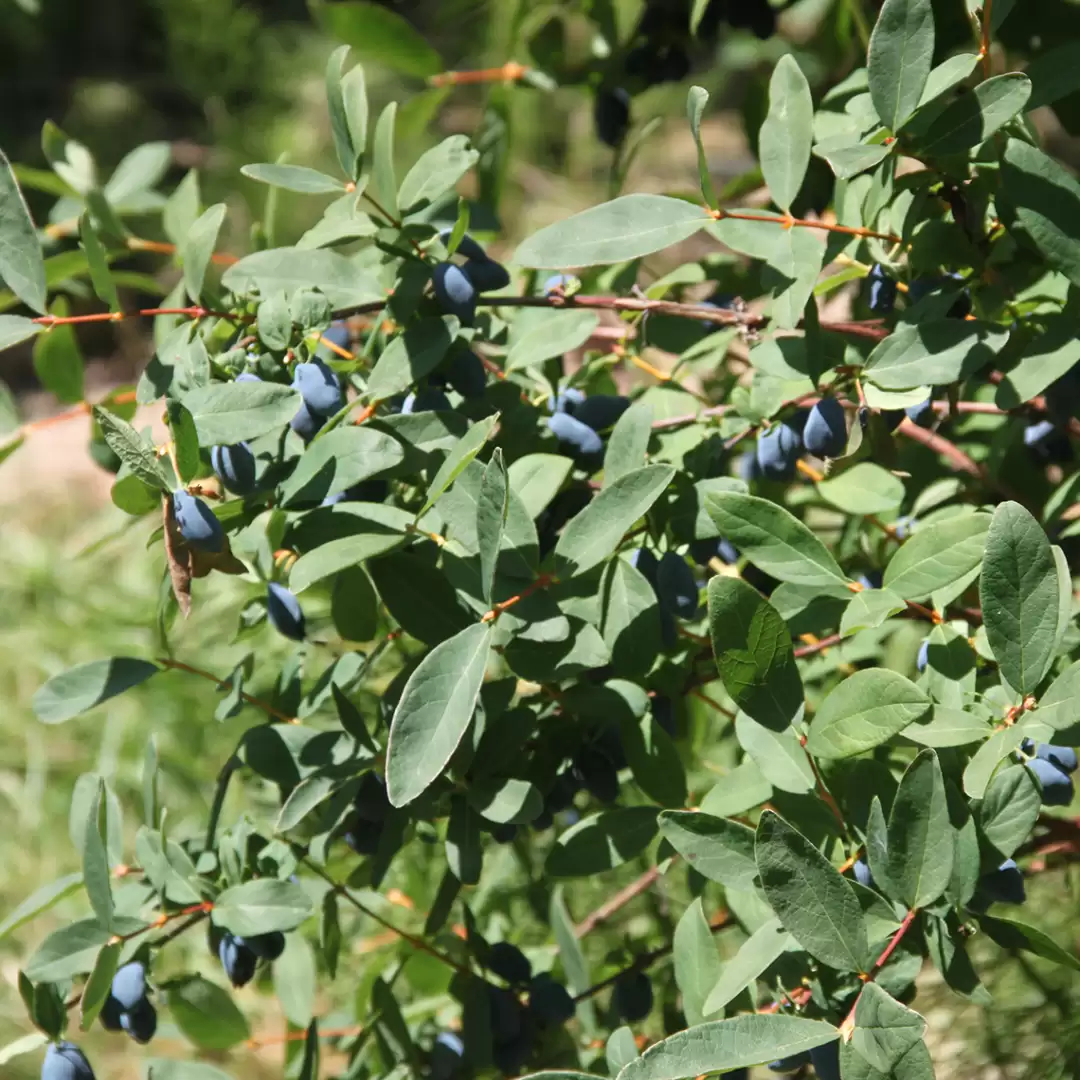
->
[601,558,662,677]
[807,670,930,759]
[551,886,593,1004]
[755,811,870,972]
[289,523,410,593]
[421,412,499,516]
[980,501,1059,694]
[979,914,1080,972]
[368,552,470,644]
[276,774,337,833]
[885,749,953,909]
[212,879,314,935]
[77,212,120,313]
[736,713,815,794]
[657,810,758,890]
[315,1,443,79]
[24,918,120,981]
[813,138,891,180]
[386,622,492,806]
[446,796,482,884]
[1033,659,1080,731]
[366,315,459,400]
[702,918,793,1015]
[467,777,542,825]
[1026,41,1080,110]
[370,102,399,220]
[705,491,848,588]
[163,170,201,248]
[505,309,600,371]
[707,576,803,731]
[604,401,652,487]
[514,195,712,268]
[996,316,1080,409]
[979,763,1041,859]
[167,400,200,484]
[840,587,907,636]
[759,56,813,213]
[913,73,1031,155]
[555,464,675,578]
[181,203,226,304]
[608,1029,640,1074]
[864,320,1010,390]
[883,512,991,601]
[817,463,904,516]
[326,46,361,178]
[82,778,114,929]
[183,380,301,445]
[0,873,81,940]
[687,86,718,209]
[851,984,926,1073]
[0,1034,49,1067]
[33,657,159,723]
[620,704,686,807]
[615,1015,838,1080]
[78,940,120,1031]
[477,448,508,605]
[398,135,479,213]
[33,299,84,403]
[170,975,251,1050]
[903,706,991,748]
[222,247,383,309]
[0,147,46,313]
[674,898,723,1026]
[962,725,1029,799]
[92,405,169,491]
[241,163,346,194]
[279,426,404,507]
[143,1062,235,1080]
[1001,139,1080,287]
[546,807,658,878]
[867,0,935,130]
[0,313,41,350]
[275,934,317,1027]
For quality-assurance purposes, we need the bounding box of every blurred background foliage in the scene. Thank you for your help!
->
[4,1,1080,1078]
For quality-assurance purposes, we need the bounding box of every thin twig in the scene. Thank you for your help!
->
[575,865,666,938]
[157,657,295,724]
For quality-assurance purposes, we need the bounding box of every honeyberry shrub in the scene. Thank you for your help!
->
[6,1,1080,1079]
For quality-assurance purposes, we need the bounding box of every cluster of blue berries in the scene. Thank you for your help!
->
[753,398,848,480]
[546,386,630,461]
[100,961,156,1043]
[1022,739,1077,806]
[431,231,511,326]
[218,928,286,987]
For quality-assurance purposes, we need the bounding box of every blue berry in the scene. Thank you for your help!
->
[321,321,350,351]
[444,350,486,398]
[867,264,897,313]
[345,817,384,855]
[402,389,452,413]
[464,257,511,293]
[42,1042,96,1080]
[110,962,147,1010]
[1027,757,1074,806]
[553,387,587,415]
[809,1041,842,1080]
[242,932,286,960]
[978,858,1026,905]
[612,970,653,1022]
[438,228,487,262]
[905,397,934,427]
[853,859,874,888]
[573,394,631,432]
[99,995,124,1031]
[802,398,847,458]
[528,973,575,1025]
[290,401,325,441]
[488,941,532,986]
[172,490,225,552]
[211,442,257,495]
[236,372,262,384]
[430,1031,465,1080]
[218,932,258,987]
[432,262,478,325]
[656,551,698,618]
[1035,743,1079,774]
[267,582,305,641]
[292,359,343,417]
[547,411,603,457]
[916,640,929,673]
[595,87,632,147]
[756,424,801,480]
[355,772,390,821]
[119,999,157,1044]
[543,273,575,295]
[573,746,620,804]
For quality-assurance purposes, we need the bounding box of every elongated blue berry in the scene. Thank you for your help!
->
[42,1042,96,1080]
[1027,757,1074,806]
[802,398,847,458]
[432,262,478,324]
[173,490,225,552]
[867,264,897,313]
[292,358,342,416]
[267,582,305,641]
[656,552,698,618]
[547,411,603,457]
[211,442,257,494]
[110,962,147,1010]
[574,394,631,432]
[464,257,511,293]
